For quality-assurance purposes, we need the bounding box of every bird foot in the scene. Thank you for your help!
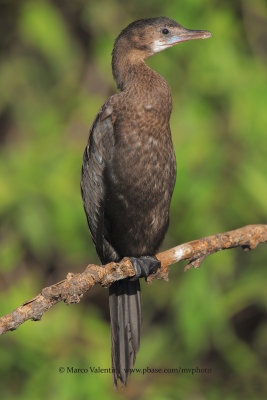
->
[129,256,161,280]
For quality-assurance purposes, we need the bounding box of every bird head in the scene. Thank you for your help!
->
[113,17,212,60]
[112,17,212,90]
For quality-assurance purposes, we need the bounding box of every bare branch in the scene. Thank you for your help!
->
[0,224,266,336]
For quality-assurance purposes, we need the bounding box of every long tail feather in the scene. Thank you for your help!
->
[109,279,142,386]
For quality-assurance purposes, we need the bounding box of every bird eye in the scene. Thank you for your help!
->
[162,28,169,34]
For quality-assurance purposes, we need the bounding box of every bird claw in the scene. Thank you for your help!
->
[129,256,161,281]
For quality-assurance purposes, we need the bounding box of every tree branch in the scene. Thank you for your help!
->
[0,224,266,336]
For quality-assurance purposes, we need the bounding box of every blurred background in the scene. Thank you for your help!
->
[0,0,266,399]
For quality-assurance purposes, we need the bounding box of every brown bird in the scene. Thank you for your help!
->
[81,17,211,387]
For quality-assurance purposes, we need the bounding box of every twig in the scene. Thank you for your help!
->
[0,224,266,336]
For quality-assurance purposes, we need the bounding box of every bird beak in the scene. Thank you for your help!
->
[152,26,212,54]
[167,28,212,45]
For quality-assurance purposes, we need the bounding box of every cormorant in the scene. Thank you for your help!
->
[81,17,211,386]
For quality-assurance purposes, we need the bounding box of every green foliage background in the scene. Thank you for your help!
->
[0,0,266,399]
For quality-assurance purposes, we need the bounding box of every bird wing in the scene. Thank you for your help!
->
[81,103,117,263]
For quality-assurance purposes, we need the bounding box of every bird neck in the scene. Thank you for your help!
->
[112,47,148,91]
[112,40,172,116]
[112,35,161,92]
